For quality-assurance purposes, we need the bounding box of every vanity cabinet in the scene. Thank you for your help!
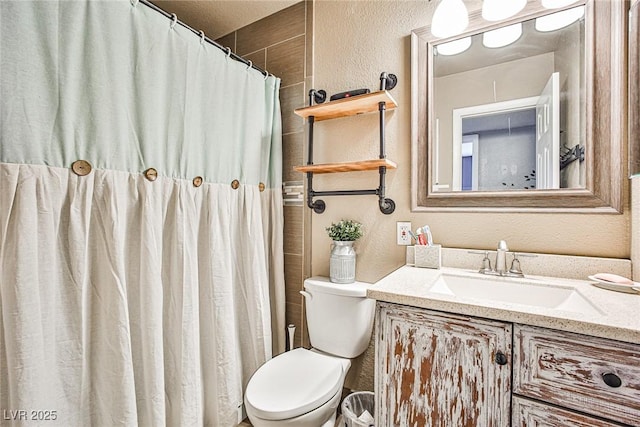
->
[513,324,640,426]
[375,302,512,427]
[376,303,640,427]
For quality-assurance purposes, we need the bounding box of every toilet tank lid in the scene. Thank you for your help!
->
[304,277,371,297]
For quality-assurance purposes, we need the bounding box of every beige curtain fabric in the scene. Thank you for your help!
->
[0,164,282,426]
[0,0,284,425]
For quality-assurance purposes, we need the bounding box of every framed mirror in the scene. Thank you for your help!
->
[411,0,626,212]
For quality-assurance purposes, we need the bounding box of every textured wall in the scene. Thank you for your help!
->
[310,0,630,288]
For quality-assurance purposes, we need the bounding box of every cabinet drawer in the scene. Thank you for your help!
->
[514,325,640,426]
[512,396,622,427]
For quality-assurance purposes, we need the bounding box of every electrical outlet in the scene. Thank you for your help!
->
[396,221,412,246]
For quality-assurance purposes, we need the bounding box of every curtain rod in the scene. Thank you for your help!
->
[138,0,270,77]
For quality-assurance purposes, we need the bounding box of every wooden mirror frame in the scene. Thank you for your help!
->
[411,0,627,213]
[630,0,640,177]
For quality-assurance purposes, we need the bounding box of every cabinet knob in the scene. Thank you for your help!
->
[602,372,622,388]
[495,351,508,366]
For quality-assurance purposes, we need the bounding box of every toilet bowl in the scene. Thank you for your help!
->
[244,278,375,426]
[244,348,351,427]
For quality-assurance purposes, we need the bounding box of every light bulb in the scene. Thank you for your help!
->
[482,22,523,48]
[431,0,469,38]
[436,37,472,56]
[535,6,585,32]
[482,0,526,22]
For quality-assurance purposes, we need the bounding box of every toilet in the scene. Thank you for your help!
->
[244,277,375,427]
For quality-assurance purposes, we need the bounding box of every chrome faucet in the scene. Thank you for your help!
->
[495,240,509,275]
[476,241,525,278]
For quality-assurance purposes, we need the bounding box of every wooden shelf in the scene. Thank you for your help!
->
[294,90,398,121]
[294,159,397,174]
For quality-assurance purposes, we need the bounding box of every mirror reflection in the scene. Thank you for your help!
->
[432,6,585,193]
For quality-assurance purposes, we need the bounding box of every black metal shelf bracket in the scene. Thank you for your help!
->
[309,89,327,105]
[303,73,397,215]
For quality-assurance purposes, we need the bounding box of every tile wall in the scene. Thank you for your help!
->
[216,1,312,350]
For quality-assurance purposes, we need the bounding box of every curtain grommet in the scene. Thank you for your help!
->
[144,168,158,181]
[193,176,203,187]
[71,160,92,176]
[130,0,139,6]
[258,182,266,192]
[231,179,240,190]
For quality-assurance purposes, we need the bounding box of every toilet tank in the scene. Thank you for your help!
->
[302,277,375,358]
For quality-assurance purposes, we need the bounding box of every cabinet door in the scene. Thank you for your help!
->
[375,302,512,427]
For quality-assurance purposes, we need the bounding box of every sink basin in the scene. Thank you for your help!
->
[428,273,603,315]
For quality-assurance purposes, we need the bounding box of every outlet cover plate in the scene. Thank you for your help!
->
[397,221,412,245]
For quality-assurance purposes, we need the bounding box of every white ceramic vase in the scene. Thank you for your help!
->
[329,240,356,284]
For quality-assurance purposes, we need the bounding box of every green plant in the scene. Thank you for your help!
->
[326,219,363,241]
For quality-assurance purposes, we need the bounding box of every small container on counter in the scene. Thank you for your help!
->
[406,244,441,269]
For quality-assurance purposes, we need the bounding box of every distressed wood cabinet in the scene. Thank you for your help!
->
[375,301,640,427]
[375,302,512,427]
[513,324,640,426]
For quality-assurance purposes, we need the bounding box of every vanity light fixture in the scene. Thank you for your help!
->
[435,37,472,55]
[430,0,581,41]
[541,0,580,9]
[431,0,469,38]
[535,6,584,32]
[482,0,526,22]
[482,22,523,48]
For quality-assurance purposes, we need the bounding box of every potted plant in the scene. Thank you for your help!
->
[326,219,363,284]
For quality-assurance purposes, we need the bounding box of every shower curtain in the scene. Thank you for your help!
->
[0,1,284,426]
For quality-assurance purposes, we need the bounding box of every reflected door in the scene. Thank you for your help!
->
[461,134,479,191]
[535,72,560,189]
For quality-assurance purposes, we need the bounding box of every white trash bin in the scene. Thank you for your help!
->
[341,391,375,427]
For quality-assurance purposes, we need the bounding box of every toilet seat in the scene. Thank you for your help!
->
[245,348,345,420]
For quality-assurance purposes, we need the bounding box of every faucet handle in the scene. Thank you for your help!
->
[479,251,493,273]
[509,252,524,277]
[498,240,509,251]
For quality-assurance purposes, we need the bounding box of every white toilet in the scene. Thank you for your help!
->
[244,277,375,427]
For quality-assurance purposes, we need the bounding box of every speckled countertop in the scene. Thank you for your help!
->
[368,265,640,345]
